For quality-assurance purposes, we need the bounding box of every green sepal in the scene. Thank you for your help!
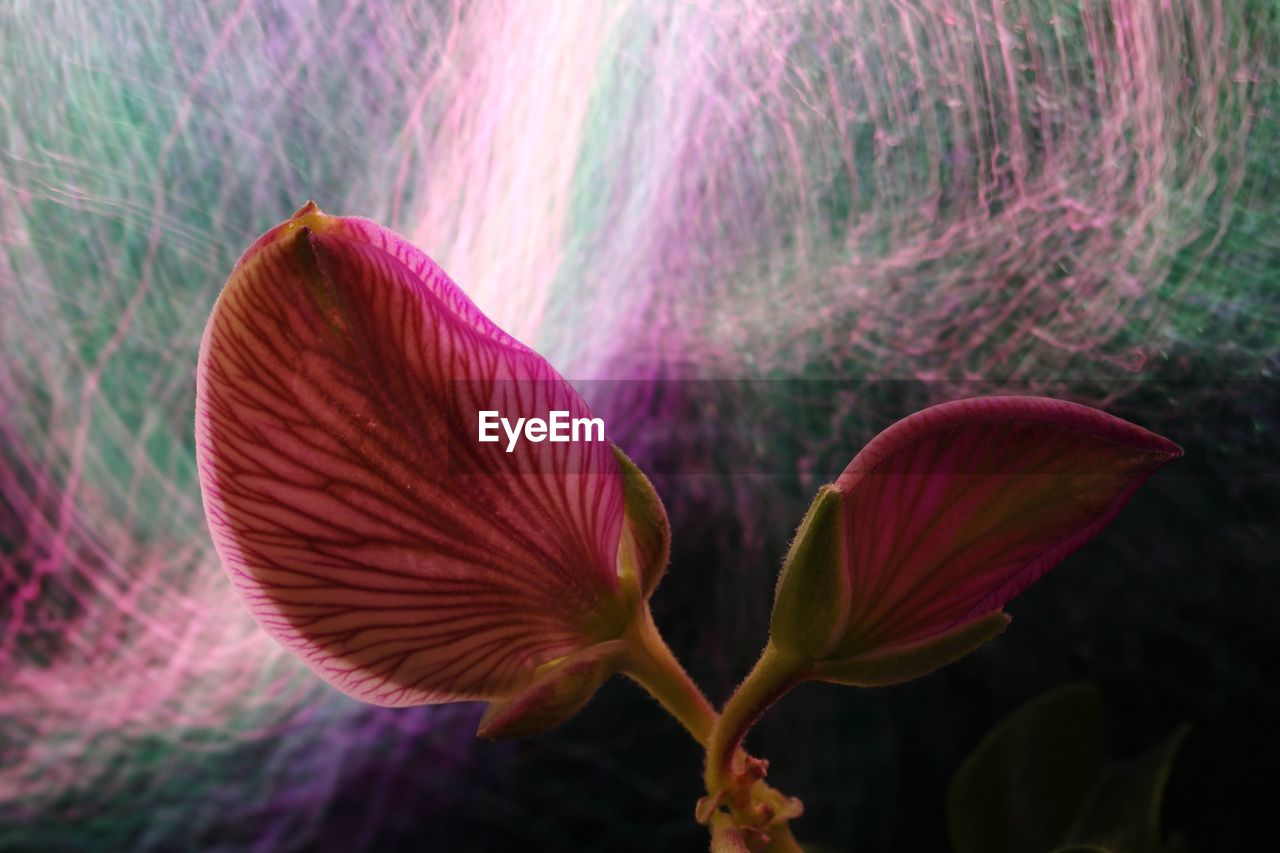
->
[476,640,624,740]
[809,610,1010,687]
[612,444,670,600]
[769,486,849,660]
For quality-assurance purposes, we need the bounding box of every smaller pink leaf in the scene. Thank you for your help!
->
[825,396,1181,659]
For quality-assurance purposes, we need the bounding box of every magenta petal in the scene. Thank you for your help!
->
[195,206,626,706]
[830,396,1181,657]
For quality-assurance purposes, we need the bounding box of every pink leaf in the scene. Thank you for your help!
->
[196,204,628,706]
[827,396,1181,658]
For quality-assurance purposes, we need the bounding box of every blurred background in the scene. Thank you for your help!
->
[1,1,1276,850]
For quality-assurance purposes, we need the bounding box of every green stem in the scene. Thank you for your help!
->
[705,641,810,794]
[621,611,809,850]
[619,605,718,746]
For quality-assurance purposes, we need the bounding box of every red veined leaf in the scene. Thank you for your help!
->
[825,396,1181,659]
[196,204,629,706]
